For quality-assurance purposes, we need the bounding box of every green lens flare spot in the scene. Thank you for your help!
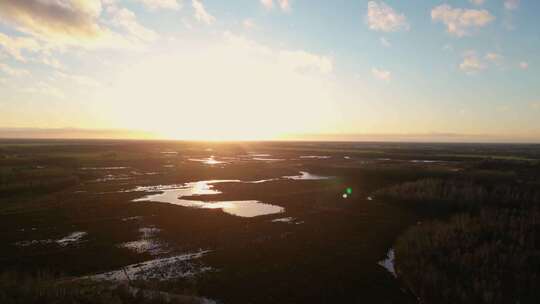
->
[346,188,352,195]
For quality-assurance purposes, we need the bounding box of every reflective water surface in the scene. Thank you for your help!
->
[133,180,284,217]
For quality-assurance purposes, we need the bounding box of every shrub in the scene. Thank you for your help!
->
[394,208,540,304]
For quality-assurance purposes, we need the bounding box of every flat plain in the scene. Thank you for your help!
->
[1,140,539,303]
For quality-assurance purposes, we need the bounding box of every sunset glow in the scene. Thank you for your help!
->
[0,1,539,142]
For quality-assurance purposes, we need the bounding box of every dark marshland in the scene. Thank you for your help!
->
[1,140,539,303]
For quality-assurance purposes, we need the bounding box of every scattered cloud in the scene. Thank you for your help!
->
[24,81,65,99]
[277,49,333,75]
[260,0,290,12]
[54,71,101,87]
[0,0,146,51]
[469,0,486,6]
[243,19,257,30]
[485,52,503,66]
[135,0,182,11]
[37,55,64,69]
[0,33,41,62]
[0,63,30,77]
[459,51,486,73]
[371,68,392,81]
[519,61,529,70]
[278,0,291,12]
[109,7,158,42]
[431,4,495,37]
[485,52,502,61]
[380,37,391,47]
[192,0,215,25]
[367,1,410,32]
[261,0,274,10]
[504,0,520,10]
[0,0,106,43]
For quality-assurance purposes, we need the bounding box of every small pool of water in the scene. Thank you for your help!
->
[188,156,226,165]
[133,180,284,217]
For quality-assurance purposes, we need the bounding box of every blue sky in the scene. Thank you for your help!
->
[0,0,538,141]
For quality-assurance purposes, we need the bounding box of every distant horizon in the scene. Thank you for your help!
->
[1,127,539,144]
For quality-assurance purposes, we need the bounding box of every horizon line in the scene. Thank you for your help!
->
[0,127,539,144]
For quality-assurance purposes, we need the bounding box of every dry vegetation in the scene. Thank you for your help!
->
[0,271,199,304]
[395,208,540,304]
[373,160,540,303]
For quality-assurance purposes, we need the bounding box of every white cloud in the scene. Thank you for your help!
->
[54,71,101,87]
[136,0,182,11]
[431,4,495,37]
[0,0,105,43]
[0,63,30,77]
[260,0,274,10]
[37,55,64,69]
[260,0,290,12]
[469,0,485,5]
[367,1,409,32]
[192,0,215,25]
[0,32,66,69]
[243,19,257,30]
[277,49,333,75]
[0,33,41,62]
[24,81,65,99]
[109,7,158,42]
[485,52,503,62]
[504,0,520,10]
[519,61,529,70]
[459,51,486,73]
[371,68,391,81]
[0,0,146,51]
[278,0,290,11]
[380,37,391,47]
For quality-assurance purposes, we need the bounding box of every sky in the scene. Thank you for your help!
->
[0,0,539,142]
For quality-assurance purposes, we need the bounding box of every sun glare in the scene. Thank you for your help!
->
[91,33,341,141]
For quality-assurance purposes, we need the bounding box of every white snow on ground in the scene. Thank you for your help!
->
[139,227,161,238]
[119,239,165,255]
[122,216,143,221]
[15,239,54,246]
[81,167,128,170]
[252,157,285,161]
[300,155,331,159]
[119,227,166,255]
[89,250,212,281]
[272,217,295,223]
[378,249,397,278]
[56,232,88,246]
[16,231,87,247]
[95,174,132,182]
[283,171,331,180]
